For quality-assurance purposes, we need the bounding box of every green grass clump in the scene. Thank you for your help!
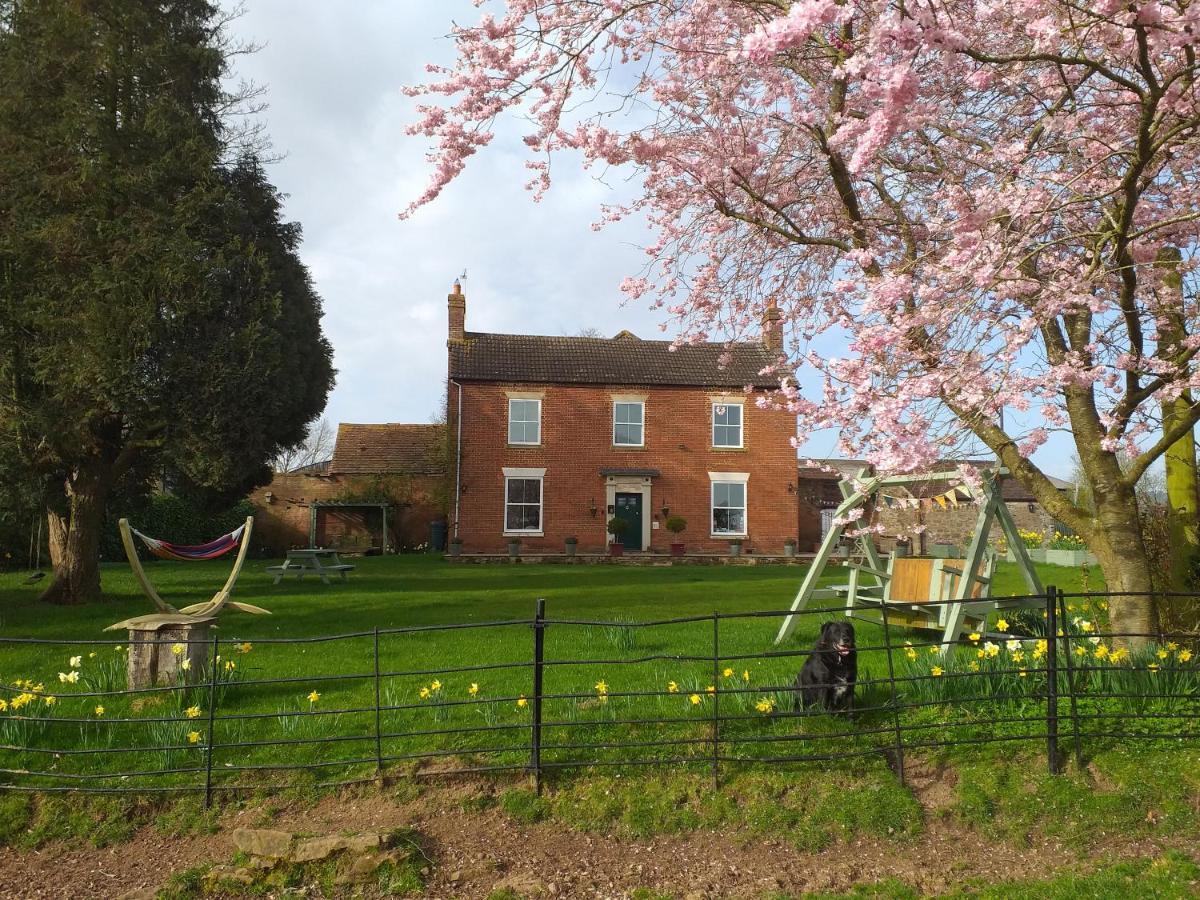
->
[0,793,32,846]
[499,787,549,823]
[950,748,1200,850]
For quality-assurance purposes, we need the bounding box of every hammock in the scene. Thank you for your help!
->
[132,524,247,562]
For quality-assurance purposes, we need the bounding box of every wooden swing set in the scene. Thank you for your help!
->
[775,467,1044,651]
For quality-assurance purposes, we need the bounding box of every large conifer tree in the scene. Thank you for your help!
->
[0,1,334,603]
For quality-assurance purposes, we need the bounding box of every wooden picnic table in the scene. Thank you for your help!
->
[266,548,355,585]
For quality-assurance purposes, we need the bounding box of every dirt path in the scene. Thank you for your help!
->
[0,777,1176,899]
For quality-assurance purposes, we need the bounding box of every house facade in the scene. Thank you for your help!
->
[446,283,798,554]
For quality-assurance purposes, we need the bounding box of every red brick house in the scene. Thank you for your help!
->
[445,283,798,554]
[249,423,445,554]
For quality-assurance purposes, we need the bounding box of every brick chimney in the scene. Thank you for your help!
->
[448,280,466,344]
[761,299,782,352]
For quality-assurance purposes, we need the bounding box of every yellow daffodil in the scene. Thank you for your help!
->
[1095,645,1110,660]
[1148,663,1160,672]
[517,695,527,708]
[44,695,56,706]
[468,683,479,696]
[689,693,701,705]
[115,645,124,652]
[929,645,940,655]
[0,699,7,712]
[1157,648,1169,660]
[94,705,105,716]
[180,659,191,671]
[187,731,202,744]
[171,643,185,655]
[905,648,917,661]
[1110,648,1129,664]
[1074,646,1087,657]
[984,642,1000,658]
[185,705,202,718]
[742,670,750,682]
[88,652,96,659]
[667,681,679,693]
[995,619,1009,632]
[1011,650,1025,663]
[238,642,253,653]
[1166,642,1179,652]
[754,697,775,714]
[430,680,442,692]
[722,667,734,678]
[931,666,944,677]
[1179,649,1193,663]
[419,687,430,700]
[976,649,986,659]
[968,633,981,643]
[307,691,320,704]
[1018,669,1028,678]
[69,655,82,667]
[705,685,716,694]
[1080,621,1094,633]
[224,660,235,671]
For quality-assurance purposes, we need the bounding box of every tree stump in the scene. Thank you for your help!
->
[126,622,212,689]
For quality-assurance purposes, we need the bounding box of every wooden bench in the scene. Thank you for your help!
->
[268,549,355,585]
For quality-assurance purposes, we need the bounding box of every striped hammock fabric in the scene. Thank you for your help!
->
[132,524,247,562]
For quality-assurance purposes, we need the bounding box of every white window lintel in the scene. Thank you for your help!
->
[503,467,547,478]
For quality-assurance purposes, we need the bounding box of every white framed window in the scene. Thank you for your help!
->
[712,402,743,448]
[508,398,541,445]
[709,471,749,536]
[504,475,543,533]
[613,401,644,446]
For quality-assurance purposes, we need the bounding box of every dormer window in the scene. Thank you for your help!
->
[508,398,541,445]
[712,402,743,448]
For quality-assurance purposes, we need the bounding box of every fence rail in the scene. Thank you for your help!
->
[1,588,1198,804]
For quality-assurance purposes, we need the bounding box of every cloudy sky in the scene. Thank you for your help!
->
[221,1,1078,478]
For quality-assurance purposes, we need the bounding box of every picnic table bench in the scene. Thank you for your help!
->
[266,548,355,585]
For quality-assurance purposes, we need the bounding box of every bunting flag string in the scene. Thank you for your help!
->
[877,486,969,510]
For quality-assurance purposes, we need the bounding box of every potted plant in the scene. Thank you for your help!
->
[729,537,743,557]
[783,537,797,558]
[448,537,463,558]
[564,535,578,558]
[606,516,629,557]
[894,538,910,558]
[506,537,521,559]
[664,516,687,557]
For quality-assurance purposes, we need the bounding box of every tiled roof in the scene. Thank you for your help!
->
[329,424,445,475]
[448,331,782,389]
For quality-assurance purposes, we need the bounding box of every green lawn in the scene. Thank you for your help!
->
[1,555,1194,794]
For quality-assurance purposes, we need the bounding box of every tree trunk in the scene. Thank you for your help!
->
[39,469,111,605]
[1163,394,1199,591]
[1087,489,1156,648]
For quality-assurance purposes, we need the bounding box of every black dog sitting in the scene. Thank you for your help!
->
[796,620,857,712]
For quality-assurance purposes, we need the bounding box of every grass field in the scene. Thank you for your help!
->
[1,555,1195,793]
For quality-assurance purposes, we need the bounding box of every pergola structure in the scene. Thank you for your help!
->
[774,467,1044,651]
[307,501,392,553]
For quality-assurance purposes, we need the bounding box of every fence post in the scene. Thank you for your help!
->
[531,598,545,795]
[711,612,720,791]
[1045,586,1059,775]
[1056,586,1083,770]
[878,601,906,785]
[203,634,220,808]
[373,627,383,781]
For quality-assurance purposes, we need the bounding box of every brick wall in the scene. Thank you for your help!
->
[874,501,1060,552]
[449,383,798,553]
[248,472,444,555]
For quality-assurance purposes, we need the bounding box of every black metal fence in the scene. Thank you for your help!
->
[1,588,1197,804]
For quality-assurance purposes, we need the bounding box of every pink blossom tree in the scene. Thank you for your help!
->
[405,0,1200,641]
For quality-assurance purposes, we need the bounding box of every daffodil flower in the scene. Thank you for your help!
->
[69,655,82,667]
[185,705,202,718]
[430,680,442,692]
[307,690,321,704]
[931,666,944,677]
[968,633,981,643]
[187,731,202,744]
[180,659,191,671]
[722,667,734,678]
[754,697,775,714]
[1179,649,1193,663]
[94,705,105,716]
[667,681,679,693]
[517,695,527,708]
[171,643,186,655]
[742,670,750,682]
[419,687,430,700]
[468,683,479,696]
[689,694,701,705]
[995,619,1009,632]
[238,642,253,653]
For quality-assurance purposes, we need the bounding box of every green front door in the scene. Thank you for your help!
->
[614,493,643,550]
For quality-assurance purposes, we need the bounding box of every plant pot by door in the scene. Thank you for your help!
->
[609,543,624,557]
[669,543,685,557]
[448,541,462,558]
[564,539,577,558]
[729,540,743,557]
[507,539,521,559]
[783,541,797,558]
